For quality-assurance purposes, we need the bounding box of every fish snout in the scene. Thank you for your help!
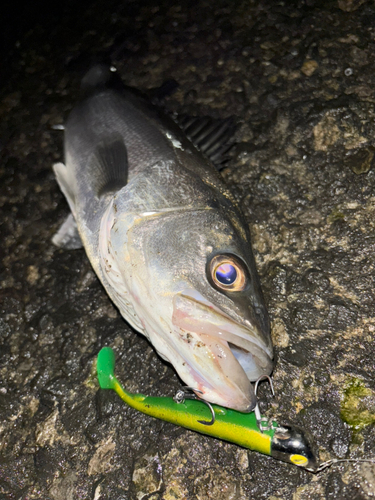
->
[171,292,273,412]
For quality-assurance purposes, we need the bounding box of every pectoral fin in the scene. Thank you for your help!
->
[53,162,77,217]
[89,136,128,197]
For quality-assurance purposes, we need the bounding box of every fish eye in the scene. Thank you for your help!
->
[216,263,237,285]
[209,255,247,292]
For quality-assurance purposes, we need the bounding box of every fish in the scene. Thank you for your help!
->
[52,65,273,412]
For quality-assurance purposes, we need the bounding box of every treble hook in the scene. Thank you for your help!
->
[253,375,276,433]
[173,387,216,426]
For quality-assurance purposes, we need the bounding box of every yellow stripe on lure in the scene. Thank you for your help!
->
[97,347,318,471]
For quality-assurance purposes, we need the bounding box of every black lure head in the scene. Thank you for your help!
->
[271,424,318,472]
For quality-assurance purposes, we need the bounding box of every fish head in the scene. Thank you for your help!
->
[106,194,273,413]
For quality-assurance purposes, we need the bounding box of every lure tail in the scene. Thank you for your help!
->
[97,346,117,390]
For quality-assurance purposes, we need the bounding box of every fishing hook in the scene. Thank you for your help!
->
[254,375,276,433]
[173,387,216,426]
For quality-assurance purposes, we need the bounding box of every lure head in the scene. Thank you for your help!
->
[271,424,318,472]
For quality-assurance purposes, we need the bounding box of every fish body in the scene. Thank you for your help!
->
[53,66,273,412]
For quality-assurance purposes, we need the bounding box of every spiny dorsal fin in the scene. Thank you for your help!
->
[175,115,236,170]
[89,136,128,197]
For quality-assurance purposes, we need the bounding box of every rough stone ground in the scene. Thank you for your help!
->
[1,0,375,498]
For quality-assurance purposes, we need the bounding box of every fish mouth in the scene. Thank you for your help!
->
[171,292,273,412]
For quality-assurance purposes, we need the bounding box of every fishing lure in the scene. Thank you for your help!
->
[96,347,318,471]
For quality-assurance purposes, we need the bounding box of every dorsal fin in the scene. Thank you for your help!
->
[175,115,236,170]
[88,136,128,197]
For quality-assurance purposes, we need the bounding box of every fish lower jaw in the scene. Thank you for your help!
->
[184,369,257,413]
[181,343,272,412]
[170,331,259,412]
[171,298,274,412]
[196,387,256,413]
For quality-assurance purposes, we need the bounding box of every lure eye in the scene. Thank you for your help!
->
[209,255,247,292]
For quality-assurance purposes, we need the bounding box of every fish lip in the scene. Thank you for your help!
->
[176,290,273,362]
[173,290,273,377]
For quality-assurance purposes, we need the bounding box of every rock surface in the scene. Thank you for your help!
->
[1,1,375,498]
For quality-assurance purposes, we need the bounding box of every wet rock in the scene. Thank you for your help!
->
[338,0,367,12]
[283,342,309,368]
[87,440,116,476]
[344,147,375,175]
[299,404,351,458]
[49,471,78,500]
[194,467,245,500]
[301,59,319,77]
[132,454,162,499]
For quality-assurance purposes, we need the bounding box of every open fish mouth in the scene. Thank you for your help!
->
[171,292,274,412]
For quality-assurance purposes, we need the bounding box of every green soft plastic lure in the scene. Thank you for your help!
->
[97,347,318,471]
